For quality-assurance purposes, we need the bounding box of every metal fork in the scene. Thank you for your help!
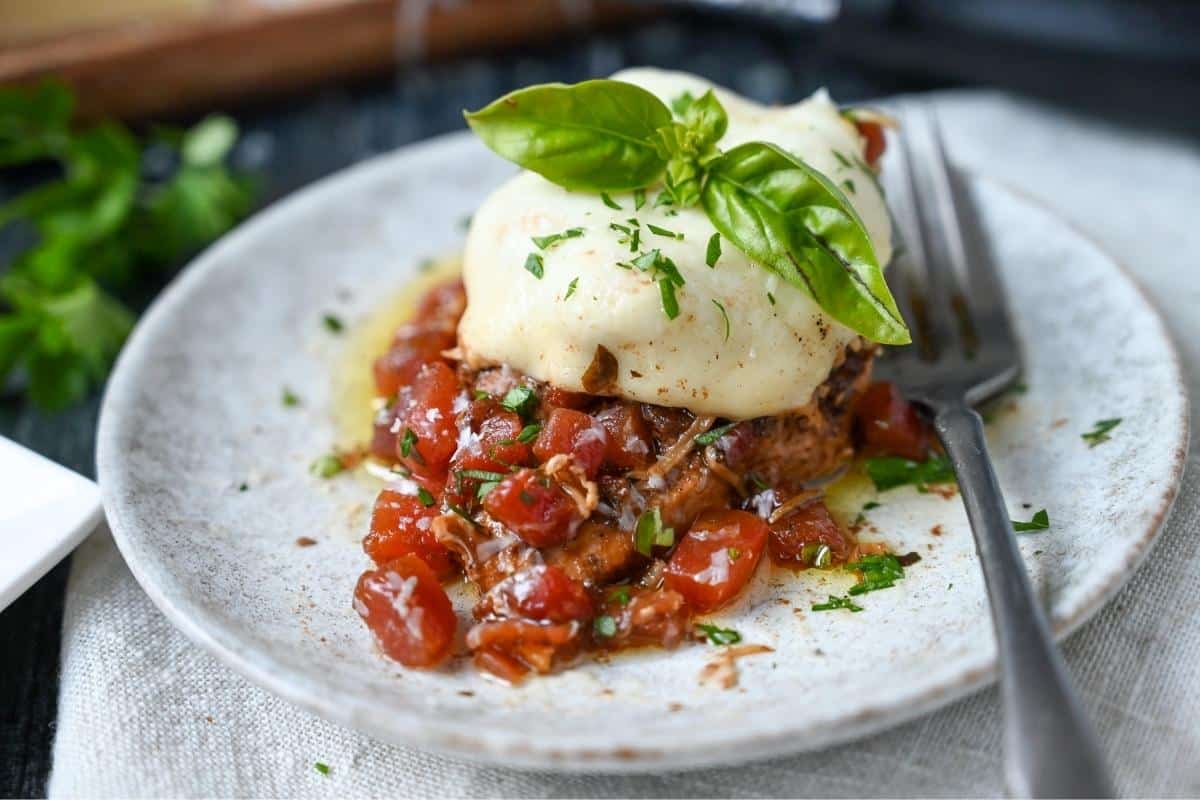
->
[877,104,1115,798]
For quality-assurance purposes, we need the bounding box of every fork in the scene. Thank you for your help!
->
[877,104,1115,798]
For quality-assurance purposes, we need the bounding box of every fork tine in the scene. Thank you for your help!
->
[878,111,929,363]
[899,104,969,360]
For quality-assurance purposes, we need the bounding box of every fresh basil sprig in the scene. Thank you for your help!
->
[464,79,910,345]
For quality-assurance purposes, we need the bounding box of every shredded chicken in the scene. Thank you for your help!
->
[633,414,715,484]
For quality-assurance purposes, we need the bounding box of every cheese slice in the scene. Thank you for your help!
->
[459,67,890,419]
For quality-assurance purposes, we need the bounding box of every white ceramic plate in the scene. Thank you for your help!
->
[97,132,1188,772]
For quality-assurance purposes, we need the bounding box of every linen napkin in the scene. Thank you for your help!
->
[50,91,1200,798]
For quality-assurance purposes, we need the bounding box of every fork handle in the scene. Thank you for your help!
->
[933,403,1115,798]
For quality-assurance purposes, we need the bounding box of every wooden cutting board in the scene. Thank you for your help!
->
[0,0,644,120]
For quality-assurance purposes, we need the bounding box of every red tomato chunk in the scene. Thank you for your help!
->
[414,278,466,325]
[768,501,851,568]
[533,408,608,478]
[362,485,453,578]
[476,565,593,623]
[855,120,887,167]
[594,404,653,470]
[542,385,591,411]
[467,619,581,682]
[450,409,532,476]
[391,361,459,478]
[665,509,768,613]
[854,380,930,461]
[372,324,455,398]
[354,555,457,668]
[483,469,583,547]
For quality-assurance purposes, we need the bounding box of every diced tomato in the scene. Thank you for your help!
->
[533,408,608,477]
[362,484,453,577]
[414,278,466,326]
[594,587,690,650]
[855,120,887,167]
[854,380,930,461]
[353,555,457,668]
[768,501,851,569]
[483,468,583,547]
[372,324,456,398]
[594,404,653,470]
[542,385,591,411]
[475,565,593,623]
[664,509,768,613]
[450,410,532,476]
[392,361,459,479]
[467,619,582,681]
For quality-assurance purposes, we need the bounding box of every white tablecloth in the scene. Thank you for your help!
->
[49,91,1200,797]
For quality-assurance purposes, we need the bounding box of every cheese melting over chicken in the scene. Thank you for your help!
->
[459,68,891,419]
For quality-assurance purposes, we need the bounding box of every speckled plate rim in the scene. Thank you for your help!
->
[97,131,1190,772]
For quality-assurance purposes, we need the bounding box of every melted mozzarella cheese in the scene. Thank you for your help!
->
[459,68,890,418]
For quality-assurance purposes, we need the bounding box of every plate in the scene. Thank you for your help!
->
[97,132,1188,771]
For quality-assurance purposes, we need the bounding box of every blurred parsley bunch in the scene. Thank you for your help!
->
[0,81,256,410]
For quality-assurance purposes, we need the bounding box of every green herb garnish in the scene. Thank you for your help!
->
[634,508,675,556]
[564,276,579,300]
[670,91,696,116]
[1082,418,1121,447]
[322,313,344,333]
[309,454,344,478]
[523,252,544,279]
[601,192,623,210]
[647,223,683,240]
[1012,509,1050,532]
[416,487,436,507]
[812,595,862,612]
[516,423,541,443]
[695,623,742,645]
[695,422,737,446]
[456,469,507,483]
[314,762,331,776]
[845,554,906,596]
[500,386,538,419]
[532,227,584,250]
[593,615,618,638]
[711,299,730,341]
[282,387,300,407]
[633,187,646,210]
[705,232,721,268]
[865,455,955,492]
[399,427,419,459]
[608,586,631,606]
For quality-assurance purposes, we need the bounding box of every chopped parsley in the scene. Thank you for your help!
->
[695,422,737,446]
[399,427,419,458]
[628,249,685,321]
[705,232,721,268]
[841,178,856,194]
[654,190,674,208]
[593,615,618,638]
[314,762,331,776]
[416,487,436,507]
[832,150,852,168]
[322,313,344,333]
[523,252,544,279]
[647,223,683,240]
[532,227,584,250]
[865,455,955,492]
[748,474,770,491]
[659,280,680,320]
[695,623,742,645]
[634,508,675,556]
[565,276,579,300]
[727,547,741,561]
[711,299,730,341]
[812,595,862,613]
[608,586,631,606]
[845,554,906,596]
[456,469,507,482]
[238,482,249,492]
[476,481,499,500]
[1082,418,1122,447]
[1012,508,1050,532]
[767,291,776,306]
[309,454,344,478]
[671,90,695,116]
[634,187,646,211]
[516,423,541,443]
[863,501,881,511]
[282,387,300,407]
[500,386,538,419]
[601,192,622,210]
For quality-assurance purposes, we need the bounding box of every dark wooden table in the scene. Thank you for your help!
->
[7,7,1195,796]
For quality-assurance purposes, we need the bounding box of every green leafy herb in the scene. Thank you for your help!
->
[647,223,683,240]
[711,299,730,341]
[476,481,500,500]
[695,421,737,446]
[457,468,507,486]
[593,615,618,638]
[1082,418,1122,447]
[313,762,331,776]
[608,586,631,606]
[628,248,685,321]
[399,427,419,458]
[523,252,544,279]
[832,150,852,168]
[841,178,856,194]
[633,187,646,210]
[282,387,300,407]
[416,487,436,507]
[767,291,776,306]
[670,91,696,116]
[634,507,675,556]
[812,595,862,612]
[601,192,623,210]
[532,227,584,250]
[659,279,680,320]
[309,454,344,478]
[564,276,579,299]
[0,83,255,409]
[322,313,344,333]
[238,482,249,492]
[473,389,490,401]
[845,554,905,596]
[501,386,538,419]
[705,232,721,268]
[695,623,742,646]
[513,423,540,443]
[1012,508,1050,532]
[862,501,880,511]
[701,142,908,345]
[865,455,955,492]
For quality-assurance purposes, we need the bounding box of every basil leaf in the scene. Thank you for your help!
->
[1012,509,1050,532]
[701,142,910,345]
[464,80,672,192]
[865,455,954,492]
[680,90,727,149]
